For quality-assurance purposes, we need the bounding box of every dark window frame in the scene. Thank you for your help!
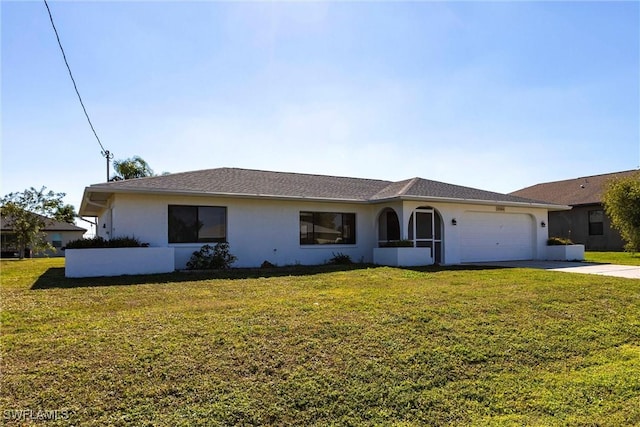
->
[300,211,356,245]
[588,209,604,236]
[168,205,227,244]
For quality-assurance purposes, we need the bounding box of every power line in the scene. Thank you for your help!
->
[43,0,111,162]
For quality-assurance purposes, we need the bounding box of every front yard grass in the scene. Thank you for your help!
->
[585,251,640,266]
[1,258,639,426]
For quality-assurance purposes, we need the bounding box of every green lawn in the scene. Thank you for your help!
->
[585,251,640,266]
[1,259,639,426]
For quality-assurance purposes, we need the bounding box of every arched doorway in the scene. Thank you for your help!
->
[377,207,401,246]
[408,206,443,264]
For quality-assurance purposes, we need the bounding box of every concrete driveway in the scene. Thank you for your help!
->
[467,261,640,279]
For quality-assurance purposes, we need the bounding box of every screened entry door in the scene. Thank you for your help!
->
[409,208,442,264]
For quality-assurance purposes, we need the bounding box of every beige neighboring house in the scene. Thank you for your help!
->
[0,214,86,258]
[511,170,639,251]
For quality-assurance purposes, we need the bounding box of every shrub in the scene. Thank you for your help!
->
[380,240,414,248]
[602,171,640,252]
[547,237,575,246]
[328,252,352,265]
[261,260,276,269]
[186,243,237,270]
[65,236,147,249]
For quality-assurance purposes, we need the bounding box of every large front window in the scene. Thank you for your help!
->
[300,212,356,245]
[168,205,227,243]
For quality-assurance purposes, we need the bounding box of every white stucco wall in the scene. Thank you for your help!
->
[388,201,549,265]
[65,247,175,277]
[373,247,433,266]
[94,194,550,269]
[99,193,378,269]
[546,244,585,261]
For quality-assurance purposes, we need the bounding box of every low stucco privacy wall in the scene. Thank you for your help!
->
[65,247,175,278]
[373,247,433,267]
[545,244,585,261]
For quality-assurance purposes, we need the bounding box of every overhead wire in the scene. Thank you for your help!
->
[43,0,110,158]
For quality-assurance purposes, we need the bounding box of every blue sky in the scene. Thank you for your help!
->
[2,1,639,216]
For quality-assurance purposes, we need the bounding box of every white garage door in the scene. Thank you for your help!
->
[460,212,534,262]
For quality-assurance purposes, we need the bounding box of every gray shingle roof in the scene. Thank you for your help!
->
[1,213,86,232]
[89,168,392,201]
[373,177,539,204]
[83,167,562,210]
[510,170,640,206]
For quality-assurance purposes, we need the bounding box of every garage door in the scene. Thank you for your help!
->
[460,212,534,262]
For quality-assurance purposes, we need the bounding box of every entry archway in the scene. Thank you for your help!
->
[377,207,401,246]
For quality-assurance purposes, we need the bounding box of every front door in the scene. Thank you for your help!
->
[409,207,443,264]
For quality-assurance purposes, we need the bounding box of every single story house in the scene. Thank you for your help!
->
[1,214,86,258]
[511,170,639,251]
[76,167,567,271]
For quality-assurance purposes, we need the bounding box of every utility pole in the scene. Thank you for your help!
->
[102,150,114,182]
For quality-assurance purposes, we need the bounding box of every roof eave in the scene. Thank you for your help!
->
[80,186,570,213]
[378,195,570,210]
[79,187,371,214]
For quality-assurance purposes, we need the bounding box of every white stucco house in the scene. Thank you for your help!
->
[75,167,568,274]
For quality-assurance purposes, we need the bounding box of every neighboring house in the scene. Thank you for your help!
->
[510,170,639,251]
[0,214,86,258]
[78,167,567,269]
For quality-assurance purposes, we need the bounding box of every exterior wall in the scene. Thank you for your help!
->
[0,230,85,258]
[396,201,549,265]
[43,230,86,257]
[96,200,114,240]
[65,247,175,277]
[94,194,551,269]
[546,244,585,261]
[100,193,378,269]
[371,201,548,265]
[373,247,433,266]
[548,204,625,251]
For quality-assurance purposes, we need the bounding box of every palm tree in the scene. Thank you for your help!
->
[110,156,155,181]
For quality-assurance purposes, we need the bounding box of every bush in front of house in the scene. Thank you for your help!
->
[186,243,237,270]
[328,252,353,265]
[547,237,575,246]
[65,236,148,249]
[379,240,414,248]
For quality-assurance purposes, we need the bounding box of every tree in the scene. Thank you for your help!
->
[602,172,640,252]
[56,204,77,222]
[110,156,155,181]
[0,187,76,259]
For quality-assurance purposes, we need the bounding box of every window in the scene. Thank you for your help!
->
[588,210,604,236]
[386,211,401,241]
[51,233,62,248]
[1,233,18,251]
[378,208,400,246]
[300,212,356,245]
[168,205,226,243]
